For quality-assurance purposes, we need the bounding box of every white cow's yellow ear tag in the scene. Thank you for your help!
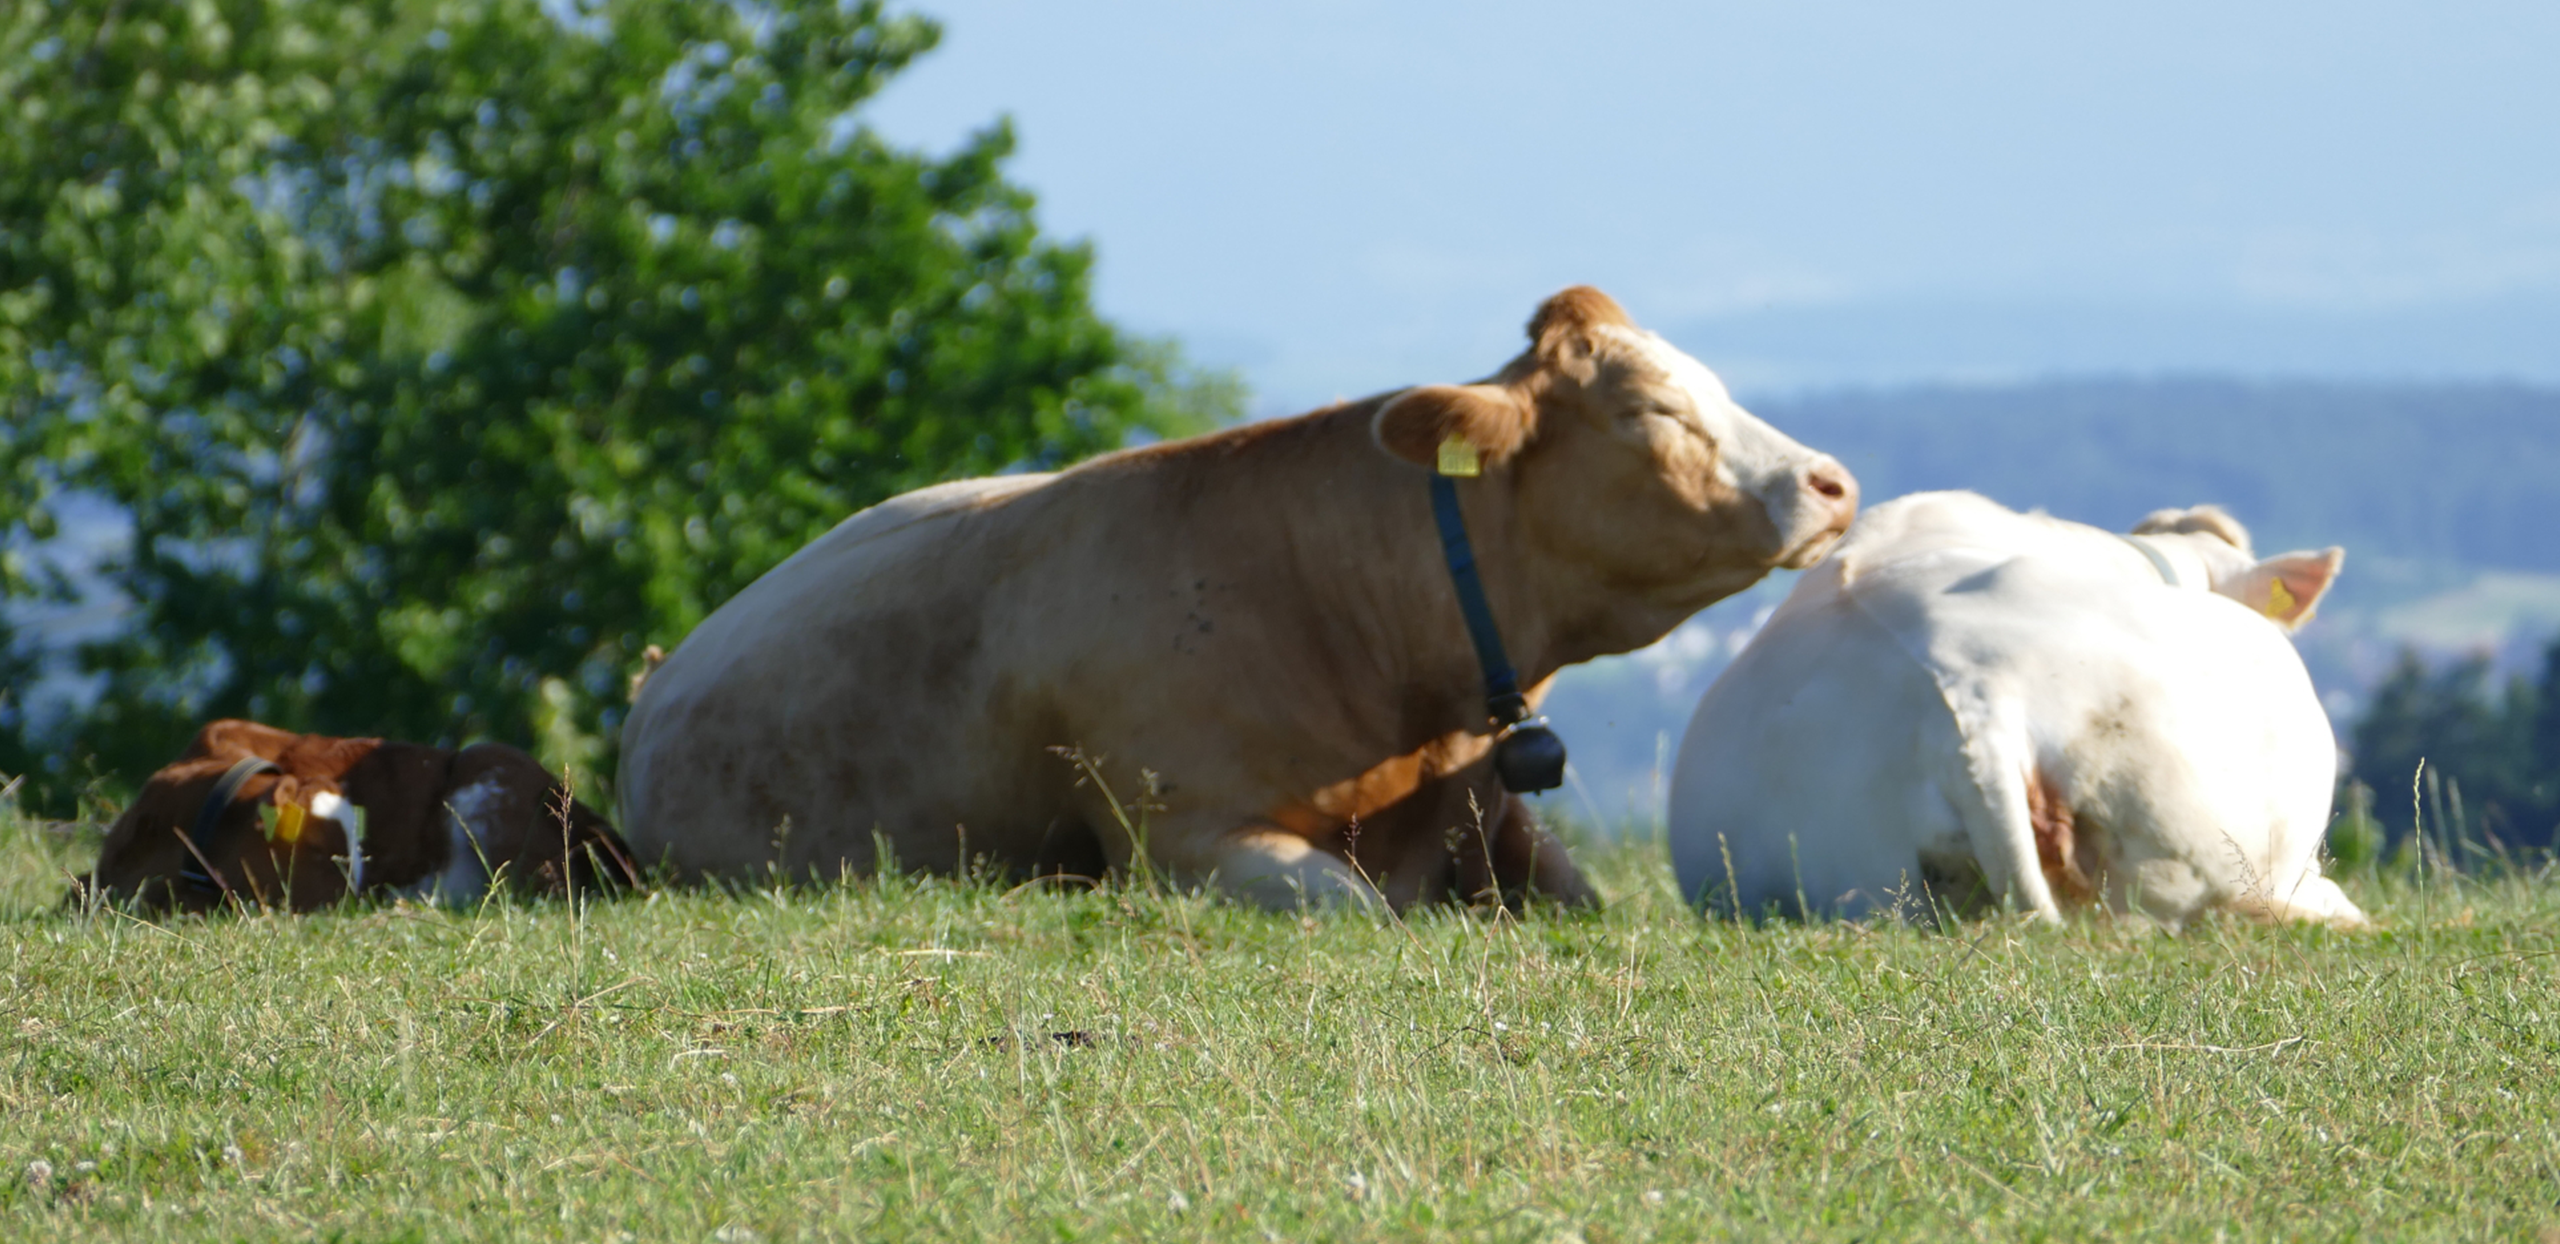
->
[259,800,309,846]
[1435,435,1482,478]
[2264,578,2298,620]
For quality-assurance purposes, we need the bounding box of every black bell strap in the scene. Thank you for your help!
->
[1429,473,1568,793]
[178,755,280,896]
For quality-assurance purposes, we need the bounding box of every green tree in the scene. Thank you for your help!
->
[2347,646,2554,852]
[2530,637,2560,844]
[0,0,1233,811]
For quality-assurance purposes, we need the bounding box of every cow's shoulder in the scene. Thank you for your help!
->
[1828,492,2158,621]
[1833,491,2072,572]
[443,742,557,814]
[441,743,572,850]
[327,740,458,888]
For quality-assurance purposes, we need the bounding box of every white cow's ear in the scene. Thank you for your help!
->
[2219,547,2343,630]
[1372,384,1535,472]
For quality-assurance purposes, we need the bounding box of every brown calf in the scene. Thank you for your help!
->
[83,719,636,913]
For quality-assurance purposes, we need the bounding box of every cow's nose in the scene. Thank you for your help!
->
[1769,457,1859,568]
[1805,459,1858,523]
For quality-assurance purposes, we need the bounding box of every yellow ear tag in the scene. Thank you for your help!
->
[260,800,308,847]
[2264,577,2298,620]
[1435,435,1482,478]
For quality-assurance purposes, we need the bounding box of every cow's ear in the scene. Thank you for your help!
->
[2221,547,2343,630]
[1372,384,1535,472]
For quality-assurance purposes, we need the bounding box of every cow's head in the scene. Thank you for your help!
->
[2133,505,2343,631]
[1372,288,1856,619]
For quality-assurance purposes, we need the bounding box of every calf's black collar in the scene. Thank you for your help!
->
[178,755,279,897]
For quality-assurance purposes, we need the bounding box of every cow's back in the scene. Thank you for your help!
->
[619,472,1072,877]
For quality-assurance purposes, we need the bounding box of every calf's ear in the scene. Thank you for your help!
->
[2222,547,2343,630]
[1372,384,1535,472]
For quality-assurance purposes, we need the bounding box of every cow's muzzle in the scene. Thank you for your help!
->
[1772,456,1858,568]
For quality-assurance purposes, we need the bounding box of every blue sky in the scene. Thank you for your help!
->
[862,1,2560,409]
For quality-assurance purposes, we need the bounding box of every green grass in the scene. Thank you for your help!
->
[2,805,2556,1242]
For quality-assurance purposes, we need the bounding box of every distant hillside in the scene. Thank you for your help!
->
[1545,377,2560,825]
[1755,378,2560,582]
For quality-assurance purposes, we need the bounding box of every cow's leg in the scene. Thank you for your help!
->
[1350,770,1597,911]
[2223,872,2369,929]
[1053,757,1383,910]
[1195,827,1384,912]
[1484,795,1598,909]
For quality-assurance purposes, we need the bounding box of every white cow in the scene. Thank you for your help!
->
[1668,490,2367,929]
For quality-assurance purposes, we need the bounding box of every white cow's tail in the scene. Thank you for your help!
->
[1939,702,2070,923]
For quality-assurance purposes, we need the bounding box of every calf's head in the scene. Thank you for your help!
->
[1372,287,1856,621]
[85,764,369,912]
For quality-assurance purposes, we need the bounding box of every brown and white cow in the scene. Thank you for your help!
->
[83,719,636,913]
[621,287,1857,909]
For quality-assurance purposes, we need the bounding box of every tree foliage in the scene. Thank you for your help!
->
[0,0,1233,808]
[2347,641,2560,852]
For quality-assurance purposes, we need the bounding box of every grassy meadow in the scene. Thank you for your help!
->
[1,801,2555,1242]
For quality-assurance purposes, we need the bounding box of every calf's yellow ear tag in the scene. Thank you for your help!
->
[2264,578,2298,620]
[1435,435,1482,478]
[259,800,308,847]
